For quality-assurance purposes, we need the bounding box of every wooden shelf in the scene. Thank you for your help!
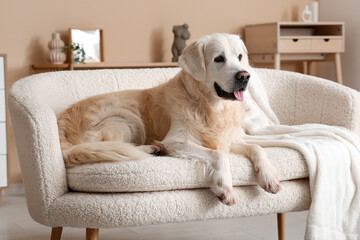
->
[245,21,345,27]
[279,36,343,39]
[31,62,179,75]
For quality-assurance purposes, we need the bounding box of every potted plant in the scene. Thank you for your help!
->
[63,42,86,63]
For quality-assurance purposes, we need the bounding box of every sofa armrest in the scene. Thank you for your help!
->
[8,80,67,226]
[256,68,360,135]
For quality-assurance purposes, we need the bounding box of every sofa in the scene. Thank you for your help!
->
[9,67,360,240]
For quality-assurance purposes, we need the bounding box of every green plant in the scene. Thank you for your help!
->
[63,42,86,63]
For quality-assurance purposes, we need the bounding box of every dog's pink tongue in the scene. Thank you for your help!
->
[234,90,243,101]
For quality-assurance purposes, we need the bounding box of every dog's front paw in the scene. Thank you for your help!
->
[256,165,281,194]
[206,155,235,205]
[210,176,236,206]
[215,185,236,206]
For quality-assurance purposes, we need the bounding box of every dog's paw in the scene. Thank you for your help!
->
[215,185,236,206]
[138,144,166,156]
[211,176,236,206]
[148,144,162,156]
[255,165,281,194]
[207,157,236,205]
[151,141,168,156]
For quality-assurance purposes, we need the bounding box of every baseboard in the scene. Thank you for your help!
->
[2,183,24,196]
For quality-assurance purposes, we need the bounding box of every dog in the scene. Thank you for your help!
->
[57,33,281,205]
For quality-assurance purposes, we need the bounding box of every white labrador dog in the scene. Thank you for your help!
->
[58,33,281,205]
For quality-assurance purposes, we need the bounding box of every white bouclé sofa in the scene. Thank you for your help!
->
[8,67,360,240]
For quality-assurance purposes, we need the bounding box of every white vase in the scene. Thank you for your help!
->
[46,33,66,64]
[301,5,312,22]
[310,2,319,22]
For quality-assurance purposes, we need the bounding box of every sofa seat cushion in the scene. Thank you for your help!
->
[67,147,308,193]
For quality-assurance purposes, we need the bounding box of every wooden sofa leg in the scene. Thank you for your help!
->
[277,213,286,240]
[86,228,99,240]
[50,227,63,240]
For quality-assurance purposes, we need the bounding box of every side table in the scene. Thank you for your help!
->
[244,22,345,84]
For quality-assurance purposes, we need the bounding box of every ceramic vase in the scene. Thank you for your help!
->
[310,2,319,22]
[46,33,66,64]
[301,5,312,22]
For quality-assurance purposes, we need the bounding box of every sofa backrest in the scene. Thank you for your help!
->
[10,67,360,128]
[11,68,181,115]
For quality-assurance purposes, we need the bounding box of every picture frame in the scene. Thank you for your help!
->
[0,54,8,193]
[68,28,104,63]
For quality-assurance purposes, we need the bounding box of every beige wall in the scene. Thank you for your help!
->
[0,0,311,183]
[319,0,360,90]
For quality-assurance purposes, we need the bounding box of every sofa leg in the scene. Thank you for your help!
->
[50,227,63,240]
[86,228,99,240]
[277,213,286,240]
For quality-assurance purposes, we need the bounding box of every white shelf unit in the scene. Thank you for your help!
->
[0,54,7,191]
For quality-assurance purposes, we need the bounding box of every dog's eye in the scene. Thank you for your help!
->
[214,55,225,63]
[238,54,243,61]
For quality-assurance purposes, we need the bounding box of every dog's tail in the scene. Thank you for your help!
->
[62,141,155,167]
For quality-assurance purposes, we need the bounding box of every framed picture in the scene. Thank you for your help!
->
[68,28,104,63]
[0,54,8,191]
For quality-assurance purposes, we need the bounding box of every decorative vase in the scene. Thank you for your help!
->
[46,33,66,64]
[301,5,312,22]
[310,1,319,22]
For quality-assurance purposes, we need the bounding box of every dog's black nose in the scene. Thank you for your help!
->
[235,71,250,82]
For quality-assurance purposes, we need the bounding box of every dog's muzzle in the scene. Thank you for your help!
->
[214,71,250,101]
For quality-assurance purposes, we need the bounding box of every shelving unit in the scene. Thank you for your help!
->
[245,22,345,84]
[0,54,8,204]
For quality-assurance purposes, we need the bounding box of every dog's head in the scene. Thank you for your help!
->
[179,33,250,101]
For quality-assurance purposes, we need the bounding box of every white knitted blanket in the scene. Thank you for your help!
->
[243,67,360,240]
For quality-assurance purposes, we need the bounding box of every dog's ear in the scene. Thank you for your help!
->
[240,39,248,55]
[240,40,250,66]
[179,41,206,81]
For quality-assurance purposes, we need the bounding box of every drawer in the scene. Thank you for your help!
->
[279,39,311,53]
[0,123,6,154]
[311,38,343,52]
[0,57,4,90]
[0,90,5,122]
[0,154,7,188]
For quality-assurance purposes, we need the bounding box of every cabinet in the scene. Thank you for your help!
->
[0,54,8,204]
[244,22,345,84]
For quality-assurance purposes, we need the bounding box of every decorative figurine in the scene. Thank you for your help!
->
[171,23,190,62]
[301,5,312,22]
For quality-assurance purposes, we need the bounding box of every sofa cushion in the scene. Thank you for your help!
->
[67,147,308,193]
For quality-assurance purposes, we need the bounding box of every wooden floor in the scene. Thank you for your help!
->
[0,184,308,240]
